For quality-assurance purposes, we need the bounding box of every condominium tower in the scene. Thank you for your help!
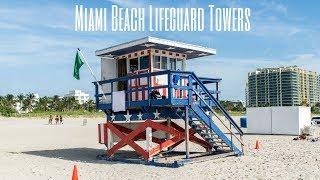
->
[246,66,320,107]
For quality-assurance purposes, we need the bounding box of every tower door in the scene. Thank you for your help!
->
[117,58,127,91]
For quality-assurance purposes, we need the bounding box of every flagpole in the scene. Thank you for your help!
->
[77,48,108,100]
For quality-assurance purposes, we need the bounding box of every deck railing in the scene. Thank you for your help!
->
[93,70,220,109]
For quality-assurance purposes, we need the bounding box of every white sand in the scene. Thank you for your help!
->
[0,117,320,180]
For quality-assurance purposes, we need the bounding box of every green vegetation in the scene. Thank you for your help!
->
[16,110,104,118]
[0,94,17,117]
[0,93,102,118]
[311,103,320,115]
[219,100,245,112]
[212,100,246,116]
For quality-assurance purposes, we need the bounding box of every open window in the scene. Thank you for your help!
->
[117,58,127,91]
[139,56,149,70]
[129,58,138,73]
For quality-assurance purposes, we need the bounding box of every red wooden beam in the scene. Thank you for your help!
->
[112,123,164,144]
[103,120,212,161]
[106,122,149,159]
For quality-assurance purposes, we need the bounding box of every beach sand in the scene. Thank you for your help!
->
[0,117,320,180]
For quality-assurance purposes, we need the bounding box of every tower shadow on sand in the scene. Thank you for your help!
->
[16,148,121,164]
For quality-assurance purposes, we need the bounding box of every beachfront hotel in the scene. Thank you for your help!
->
[246,66,320,107]
[65,90,90,104]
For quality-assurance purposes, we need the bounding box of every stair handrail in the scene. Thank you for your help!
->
[190,72,244,135]
[191,89,244,146]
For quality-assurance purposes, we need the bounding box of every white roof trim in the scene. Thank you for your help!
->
[95,36,216,56]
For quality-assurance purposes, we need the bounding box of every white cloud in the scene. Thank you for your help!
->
[254,0,288,16]
[0,4,73,32]
[250,20,304,37]
[0,22,28,31]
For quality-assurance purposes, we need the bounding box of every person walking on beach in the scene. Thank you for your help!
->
[48,115,53,125]
[55,115,59,124]
[59,115,63,124]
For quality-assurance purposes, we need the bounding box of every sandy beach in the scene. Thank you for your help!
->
[0,117,320,180]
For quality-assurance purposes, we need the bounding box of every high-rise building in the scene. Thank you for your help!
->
[246,66,320,107]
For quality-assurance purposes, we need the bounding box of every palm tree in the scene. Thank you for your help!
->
[16,94,25,111]
[17,94,25,103]
[35,96,50,111]
[0,96,5,112]
[83,100,95,112]
[22,93,36,112]
[0,96,4,106]
[51,95,60,111]
[4,94,15,106]
[0,95,16,117]
[62,97,79,111]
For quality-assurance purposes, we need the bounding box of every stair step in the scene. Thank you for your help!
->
[190,123,202,128]
[205,138,223,143]
[208,140,225,145]
[219,145,230,148]
[205,137,220,141]
[190,119,202,122]
[208,139,223,144]
[204,136,220,140]
[200,132,218,137]
[195,127,208,131]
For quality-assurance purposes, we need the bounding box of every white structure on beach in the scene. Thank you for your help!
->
[247,106,311,135]
[65,90,90,104]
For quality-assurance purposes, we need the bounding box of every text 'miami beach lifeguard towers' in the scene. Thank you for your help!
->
[93,36,244,167]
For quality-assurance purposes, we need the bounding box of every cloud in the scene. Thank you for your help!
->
[257,1,288,15]
[0,3,118,65]
[286,54,320,72]
[250,20,304,37]
[0,3,73,32]
[0,33,117,66]
[0,22,28,31]
[107,0,146,7]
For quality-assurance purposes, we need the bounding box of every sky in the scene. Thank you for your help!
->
[0,0,319,101]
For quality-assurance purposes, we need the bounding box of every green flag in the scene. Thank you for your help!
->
[73,51,84,80]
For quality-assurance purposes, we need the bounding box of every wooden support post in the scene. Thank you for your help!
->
[166,118,171,139]
[146,127,152,160]
[166,118,172,151]
[185,106,190,159]
[107,128,113,152]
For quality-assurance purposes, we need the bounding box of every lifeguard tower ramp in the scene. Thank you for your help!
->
[93,37,244,166]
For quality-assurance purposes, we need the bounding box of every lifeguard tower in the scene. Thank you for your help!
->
[94,37,244,167]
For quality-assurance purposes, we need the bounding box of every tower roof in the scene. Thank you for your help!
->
[95,36,216,59]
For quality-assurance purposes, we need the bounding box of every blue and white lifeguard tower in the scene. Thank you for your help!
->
[94,37,244,166]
